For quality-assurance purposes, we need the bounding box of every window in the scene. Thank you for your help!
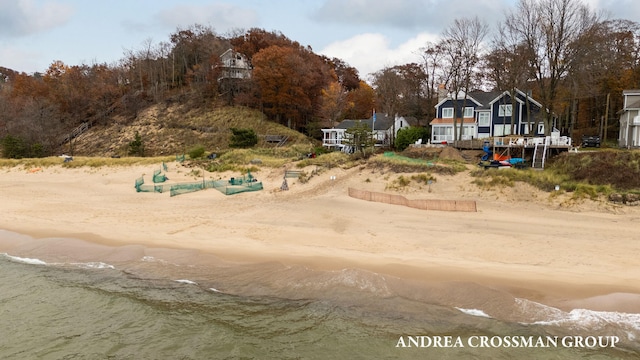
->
[538,123,544,134]
[463,107,474,118]
[498,104,512,117]
[493,124,513,137]
[478,112,490,127]
[442,107,454,118]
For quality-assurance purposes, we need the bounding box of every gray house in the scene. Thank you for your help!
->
[618,89,640,148]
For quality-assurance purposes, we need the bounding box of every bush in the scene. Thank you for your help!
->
[128,131,145,156]
[395,127,430,151]
[229,128,258,148]
[2,135,28,159]
[188,145,205,159]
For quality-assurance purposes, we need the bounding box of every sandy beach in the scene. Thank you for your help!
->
[2,160,640,316]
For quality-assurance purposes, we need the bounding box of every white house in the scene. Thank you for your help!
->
[618,89,640,148]
[218,49,251,81]
[321,114,414,150]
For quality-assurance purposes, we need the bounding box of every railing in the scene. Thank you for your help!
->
[432,134,474,143]
[493,136,572,147]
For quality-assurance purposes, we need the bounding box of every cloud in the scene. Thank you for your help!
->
[312,0,510,33]
[153,3,260,34]
[319,32,439,79]
[0,44,43,73]
[585,0,640,20]
[0,0,74,37]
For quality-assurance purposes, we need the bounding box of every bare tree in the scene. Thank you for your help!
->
[504,0,599,135]
[485,24,534,135]
[420,42,445,120]
[439,17,489,141]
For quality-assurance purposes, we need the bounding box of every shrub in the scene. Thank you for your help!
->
[2,135,28,159]
[128,131,145,156]
[188,145,205,159]
[395,127,430,151]
[229,128,258,148]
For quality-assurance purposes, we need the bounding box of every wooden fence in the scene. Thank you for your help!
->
[348,188,477,212]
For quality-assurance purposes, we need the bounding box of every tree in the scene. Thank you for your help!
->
[485,24,534,134]
[128,131,145,156]
[344,81,376,120]
[252,45,332,131]
[343,121,375,156]
[229,128,258,148]
[318,81,348,129]
[395,127,430,151]
[420,42,446,120]
[504,0,600,135]
[439,17,489,141]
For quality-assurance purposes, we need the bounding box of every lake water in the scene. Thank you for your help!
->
[1,230,638,359]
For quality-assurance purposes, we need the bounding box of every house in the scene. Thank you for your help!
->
[218,49,251,81]
[618,89,640,148]
[321,113,414,150]
[430,88,544,144]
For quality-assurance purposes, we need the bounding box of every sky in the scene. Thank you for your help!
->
[1,0,639,80]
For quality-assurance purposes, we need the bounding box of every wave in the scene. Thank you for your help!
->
[1,253,47,265]
[516,298,640,341]
[455,307,492,318]
[70,262,115,270]
[175,279,198,285]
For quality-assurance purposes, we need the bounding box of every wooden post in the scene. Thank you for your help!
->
[604,93,610,144]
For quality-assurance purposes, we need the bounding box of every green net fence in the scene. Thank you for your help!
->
[135,165,262,196]
[153,169,167,183]
[169,179,263,196]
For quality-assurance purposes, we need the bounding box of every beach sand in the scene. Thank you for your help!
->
[1,160,640,317]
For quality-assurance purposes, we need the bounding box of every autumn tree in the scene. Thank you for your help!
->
[343,81,376,120]
[371,63,429,122]
[318,81,348,129]
[252,45,333,131]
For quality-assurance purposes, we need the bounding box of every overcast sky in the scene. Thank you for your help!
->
[1,0,638,79]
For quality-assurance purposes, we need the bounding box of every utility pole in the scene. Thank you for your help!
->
[604,93,610,144]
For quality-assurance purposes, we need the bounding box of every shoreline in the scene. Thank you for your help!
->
[2,163,640,316]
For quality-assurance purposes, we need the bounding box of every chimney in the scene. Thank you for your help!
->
[437,83,448,102]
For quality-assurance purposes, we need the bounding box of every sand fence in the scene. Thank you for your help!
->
[348,188,477,212]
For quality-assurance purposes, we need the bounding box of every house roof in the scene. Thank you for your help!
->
[337,113,395,131]
[434,88,542,110]
[470,91,502,110]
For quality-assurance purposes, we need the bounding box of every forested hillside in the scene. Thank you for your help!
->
[3,0,640,158]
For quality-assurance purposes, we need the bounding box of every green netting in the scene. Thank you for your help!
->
[153,169,167,183]
[214,180,263,195]
[162,162,168,172]
[169,181,205,196]
[176,154,185,163]
[136,166,262,197]
[169,178,263,197]
[135,176,172,193]
[383,151,434,166]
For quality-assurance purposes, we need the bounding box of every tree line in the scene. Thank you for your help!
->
[2,0,640,158]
